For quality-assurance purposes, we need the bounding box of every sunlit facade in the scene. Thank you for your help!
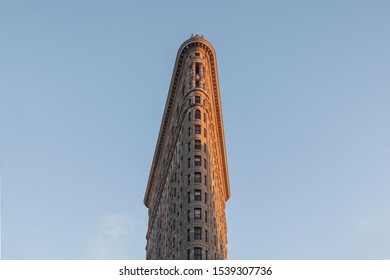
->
[144,35,230,260]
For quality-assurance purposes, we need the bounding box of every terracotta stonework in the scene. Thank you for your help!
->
[144,35,230,260]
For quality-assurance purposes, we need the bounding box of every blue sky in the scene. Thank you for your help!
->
[1,0,389,259]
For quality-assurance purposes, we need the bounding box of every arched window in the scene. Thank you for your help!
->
[194,125,201,134]
[194,190,201,201]
[194,140,201,150]
[195,109,201,119]
[194,172,201,183]
[194,227,202,240]
[194,247,202,260]
[194,155,201,166]
[195,63,200,75]
[194,208,201,220]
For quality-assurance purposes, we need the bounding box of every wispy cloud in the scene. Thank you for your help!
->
[86,214,135,259]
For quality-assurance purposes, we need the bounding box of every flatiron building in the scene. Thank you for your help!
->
[144,35,230,260]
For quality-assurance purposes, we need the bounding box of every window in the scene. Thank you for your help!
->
[204,143,207,153]
[188,142,191,152]
[195,96,201,104]
[206,250,208,260]
[187,158,191,168]
[195,109,201,119]
[187,192,190,203]
[205,193,208,203]
[187,174,190,185]
[187,249,190,260]
[187,210,190,222]
[205,211,208,222]
[204,113,206,122]
[194,247,202,260]
[194,190,201,201]
[194,155,201,166]
[194,140,201,150]
[194,172,201,183]
[194,208,201,220]
[194,125,201,134]
[195,64,200,75]
[204,128,207,137]
[194,227,202,240]
[195,80,200,88]
[195,52,200,57]
[187,229,190,242]
[188,111,191,122]
[204,159,207,169]
[205,230,208,242]
[204,175,207,186]
[188,127,191,136]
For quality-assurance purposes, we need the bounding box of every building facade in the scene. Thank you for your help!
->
[144,35,230,260]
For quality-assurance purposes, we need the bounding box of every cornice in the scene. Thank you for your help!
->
[144,36,230,207]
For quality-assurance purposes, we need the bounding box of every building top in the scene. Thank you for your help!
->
[191,34,203,38]
[144,35,230,207]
